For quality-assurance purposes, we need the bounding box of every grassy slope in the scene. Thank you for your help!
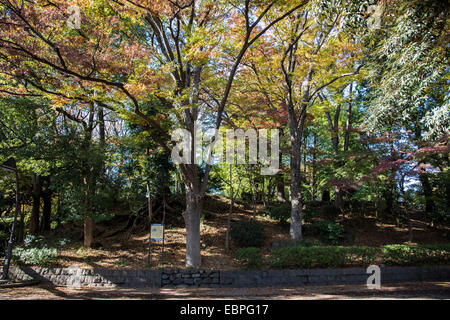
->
[21,195,450,270]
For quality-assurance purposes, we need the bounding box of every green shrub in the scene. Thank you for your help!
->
[23,234,45,247]
[302,206,316,223]
[12,247,58,266]
[230,220,265,247]
[0,230,8,257]
[241,192,253,203]
[427,211,450,227]
[270,246,376,269]
[22,234,70,248]
[382,244,450,266]
[312,220,343,244]
[235,247,263,269]
[56,238,71,246]
[12,234,61,266]
[318,205,341,220]
[0,217,14,257]
[297,238,320,247]
[268,202,291,225]
[345,246,378,265]
[268,203,318,224]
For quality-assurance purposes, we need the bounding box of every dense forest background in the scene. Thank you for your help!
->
[0,0,448,269]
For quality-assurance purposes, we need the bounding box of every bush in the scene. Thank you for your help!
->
[11,234,63,266]
[270,246,376,269]
[427,211,450,227]
[382,244,450,266]
[268,203,318,224]
[12,247,58,266]
[23,234,45,247]
[235,247,263,269]
[241,192,253,203]
[318,205,341,220]
[230,220,265,247]
[297,238,320,247]
[268,202,291,225]
[345,246,378,265]
[312,220,344,245]
[0,217,14,257]
[0,230,8,257]
[302,206,316,223]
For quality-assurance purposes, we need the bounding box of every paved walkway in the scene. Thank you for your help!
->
[1,281,449,300]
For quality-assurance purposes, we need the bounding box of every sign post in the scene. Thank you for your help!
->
[150,224,165,266]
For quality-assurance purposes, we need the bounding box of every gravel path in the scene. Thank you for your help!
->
[1,281,449,300]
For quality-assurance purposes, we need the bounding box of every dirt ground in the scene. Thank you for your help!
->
[1,282,449,300]
[12,195,450,270]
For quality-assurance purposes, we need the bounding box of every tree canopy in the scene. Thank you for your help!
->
[0,0,448,268]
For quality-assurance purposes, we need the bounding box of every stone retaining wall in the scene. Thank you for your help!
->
[6,265,450,288]
[220,265,450,287]
[8,267,161,288]
[161,270,220,288]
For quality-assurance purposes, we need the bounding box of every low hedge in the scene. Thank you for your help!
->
[235,247,263,270]
[12,247,58,266]
[382,244,450,266]
[311,220,344,245]
[267,202,291,225]
[266,244,450,270]
[230,220,265,247]
[269,246,377,269]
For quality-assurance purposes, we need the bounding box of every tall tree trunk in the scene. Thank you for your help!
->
[322,190,330,203]
[82,173,95,247]
[225,198,233,254]
[40,176,52,232]
[18,204,24,242]
[419,173,434,213]
[326,109,343,212]
[276,175,286,202]
[288,106,306,240]
[334,186,344,212]
[290,134,303,240]
[386,132,397,216]
[98,106,106,144]
[344,82,353,153]
[407,214,413,243]
[83,217,94,247]
[267,177,275,202]
[446,179,450,211]
[225,165,233,254]
[97,105,106,177]
[41,190,52,232]
[384,185,394,215]
[82,107,96,247]
[303,132,307,177]
[183,186,202,268]
[147,182,153,266]
[311,133,317,201]
[249,171,257,220]
[30,173,41,235]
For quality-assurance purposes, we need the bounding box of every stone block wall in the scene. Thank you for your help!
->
[161,270,220,288]
[6,265,450,288]
[8,267,161,288]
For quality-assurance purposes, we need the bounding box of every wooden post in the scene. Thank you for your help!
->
[225,164,233,254]
[147,183,152,266]
[161,196,166,266]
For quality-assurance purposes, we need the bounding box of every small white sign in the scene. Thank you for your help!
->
[151,224,164,242]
